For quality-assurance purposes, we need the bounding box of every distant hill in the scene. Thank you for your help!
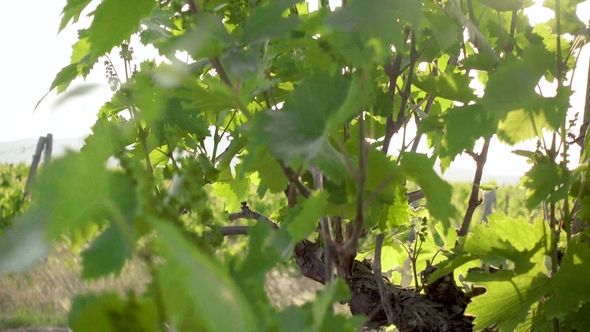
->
[0,137,522,185]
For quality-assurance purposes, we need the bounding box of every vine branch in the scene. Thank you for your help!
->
[458,138,491,236]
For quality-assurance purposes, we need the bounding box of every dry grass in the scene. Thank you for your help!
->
[0,244,331,331]
[0,245,149,330]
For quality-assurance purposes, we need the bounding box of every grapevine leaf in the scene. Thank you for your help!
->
[0,207,50,273]
[543,0,586,34]
[423,10,461,52]
[445,0,500,64]
[521,162,570,210]
[252,71,350,182]
[412,72,476,102]
[35,63,78,111]
[235,222,282,279]
[213,173,251,213]
[563,302,590,331]
[285,191,328,243]
[430,215,551,281]
[176,13,235,59]
[514,302,551,332]
[80,173,137,280]
[325,0,421,62]
[465,271,549,331]
[545,237,590,317]
[497,92,571,144]
[80,224,133,280]
[69,292,157,332]
[59,0,93,32]
[385,185,411,230]
[32,151,109,241]
[240,145,288,195]
[477,0,523,11]
[152,218,257,332]
[218,136,248,172]
[312,279,351,330]
[421,104,496,169]
[69,293,125,332]
[87,0,155,58]
[240,0,300,43]
[398,152,455,226]
[326,70,374,133]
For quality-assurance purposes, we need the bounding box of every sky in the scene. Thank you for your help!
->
[1,0,589,178]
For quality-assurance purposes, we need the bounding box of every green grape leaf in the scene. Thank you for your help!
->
[562,301,590,331]
[465,271,549,332]
[213,174,251,213]
[423,8,461,52]
[543,0,586,34]
[240,145,288,195]
[80,224,133,280]
[252,71,350,182]
[217,136,248,172]
[312,279,351,330]
[197,154,220,182]
[59,0,93,32]
[514,302,551,332]
[398,153,455,226]
[326,70,374,133]
[69,292,125,332]
[445,0,500,64]
[384,185,411,231]
[358,238,408,273]
[80,173,137,280]
[33,152,109,240]
[497,91,571,144]
[69,292,157,332]
[175,12,235,59]
[545,237,590,318]
[235,222,282,279]
[181,78,236,113]
[240,0,300,43]
[521,162,570,210]
[0,207,50,273]
[152,218,257,332]
[477,0,523,11]
[87,0,155,58]
[285,191,328,243]
[430,215,551,281]
[325,0,421,62]
[421,104,496,169]
[35,63,79,111]
[412,72,476,102]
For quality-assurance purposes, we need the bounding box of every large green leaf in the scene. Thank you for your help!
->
[252,70,350,181]
[59,0,93,32]
[69,292,157,332]
[285,191,328,243]
[152,218,257,332]
[520,162,570,210]
[398,153,455,226]
[421,104,497,170]
[88,0,155,58]
[466,271,549,331]
[545,237,590,317]
[0,207,50,273]
[80,173,137,280]
[429,215,551,281]
[240,0,300,43]
[412,72,476,102]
